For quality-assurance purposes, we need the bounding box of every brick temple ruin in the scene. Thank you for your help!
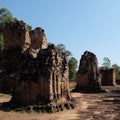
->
[100,68,116,86]
[2,20,74,112]
[75,51,101,92]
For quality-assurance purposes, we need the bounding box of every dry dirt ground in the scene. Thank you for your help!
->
[1,85,120,120]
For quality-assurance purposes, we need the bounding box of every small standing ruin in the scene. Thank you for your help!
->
[2,20,74,112]
[100,68,116,86]
[75,51,101,92]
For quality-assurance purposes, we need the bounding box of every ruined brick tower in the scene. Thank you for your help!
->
[3,20,72,111]
[75,51,101,92]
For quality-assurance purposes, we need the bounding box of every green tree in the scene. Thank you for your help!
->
[102,57,111,69]
[27,24,32,31]
[57,43,72,59]
[57,43,78,81]
[68,57,78,81]
[0,8,16,50]
[0,8,15,31]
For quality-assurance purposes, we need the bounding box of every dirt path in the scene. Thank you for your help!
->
[0,86,120,120]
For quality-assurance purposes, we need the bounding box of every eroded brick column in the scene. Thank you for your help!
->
[75,51,101,92]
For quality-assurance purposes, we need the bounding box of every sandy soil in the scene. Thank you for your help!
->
[0,94,11,103]
[0,86,120,120]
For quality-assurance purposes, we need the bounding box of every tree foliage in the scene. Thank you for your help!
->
[0,8,15,31]
[0,8,16,50]
[57,43,77,81]
[102,57,111,69]
[68,57,78,81]
[27,24,32,31]
[57,44,72,59]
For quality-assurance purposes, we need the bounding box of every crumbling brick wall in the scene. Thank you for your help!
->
[3,21,31,73]
[100,68,116,86]
[3,20,30,51]
[30,27,47,50]
[75,51,101,92]
[2,21,48,73]
[2,20,71,109]
[11,44,70,106]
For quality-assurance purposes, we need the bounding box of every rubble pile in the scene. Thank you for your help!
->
[75,51,101,92]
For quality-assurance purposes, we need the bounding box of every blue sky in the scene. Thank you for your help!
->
[1,0,120,66]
